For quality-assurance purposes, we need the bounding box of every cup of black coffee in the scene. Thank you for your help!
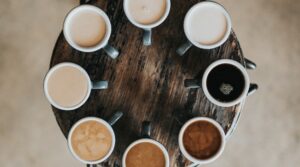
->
[185,59,257,107]
[178,117,226,165]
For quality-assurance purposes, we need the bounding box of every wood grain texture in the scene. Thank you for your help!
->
[50,0,246,166]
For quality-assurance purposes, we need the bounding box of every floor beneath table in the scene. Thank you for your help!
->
[0,0,299,166]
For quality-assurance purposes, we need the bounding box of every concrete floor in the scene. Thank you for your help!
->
[0,0,299,166]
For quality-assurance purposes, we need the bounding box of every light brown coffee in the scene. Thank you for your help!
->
[126,142,165,167]
[128,0,167,25]
[70,11,106,47]
[47,66,89,108]
[71,120,112,161]
[183,121,222,160]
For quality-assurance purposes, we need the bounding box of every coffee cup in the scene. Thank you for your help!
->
[63,5,119,59]
[184,59,258,107]
[123,0,171,46]
[122,121,170,167]
[68,111,123,165]
[177,1,232,56]
[44,62,108,111]
[178,117,226,166]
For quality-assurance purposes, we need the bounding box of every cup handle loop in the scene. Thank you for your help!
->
[80,0,90,4]
[245,58,257,70]
[188,163,201,167]
[141,121,151,138]
[103,44,119,59]
[176,41,193,56]
[108,111,123,126]
[184,79,201,89]
[247,83,258,96]
[86,164,98,167]
[92,81,108,90]
[143,29,152,46]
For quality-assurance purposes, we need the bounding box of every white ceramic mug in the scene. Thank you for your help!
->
[178,117,226,166]
[123,0,171,46]
[68,112,123,165]
[122,122,170,167]
[44,62,108,111]
[63,5,119,59]
[177,1,232,55]
[184,59,256,107]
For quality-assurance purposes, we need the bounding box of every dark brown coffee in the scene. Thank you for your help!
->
[183,121,221,160]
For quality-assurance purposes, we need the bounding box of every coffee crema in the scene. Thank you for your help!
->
[70,11,106,47]
[126,142,165,167]
[187,4,227,45]
[47,66,89,108]
[183,121,221,160]
[128,0,167,25]
[71,120,112,161]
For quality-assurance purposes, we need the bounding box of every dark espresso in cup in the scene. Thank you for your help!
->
[207,64,245,102]
[183,121,222,160]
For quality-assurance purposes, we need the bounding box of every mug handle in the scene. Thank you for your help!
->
[184,79,201,89]
[143,29,152,46]
[245,58,257,70]
[108,111,123,126]
[176,41,193,56]
[86,164,99,167]
[247,83,258,96]
[141,121,151,138]
[92,81,108,90]
[103,44,119,59]
[80,0,90,4]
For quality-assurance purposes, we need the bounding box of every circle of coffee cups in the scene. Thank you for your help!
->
[122,138,170,167]
[178,117,226,165]
[184,1,232,49]
[67,117,116,164]
[43,62,108,110]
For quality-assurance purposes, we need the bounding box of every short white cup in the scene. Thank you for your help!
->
[67,114,122,165]
[178,117,226,166]
[122,121,170,167]
[43,62,108,111]
[177,1,232,56]
[185,59,251,107]
[63,5,119,59]
[123,0,171,45]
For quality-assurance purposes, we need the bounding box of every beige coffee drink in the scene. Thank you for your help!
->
[70,10,107,47]
[47,65,89,108]
[71,120,113,161]
[128,0,167,25]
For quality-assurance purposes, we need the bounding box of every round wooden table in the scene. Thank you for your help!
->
[50,0,250,166]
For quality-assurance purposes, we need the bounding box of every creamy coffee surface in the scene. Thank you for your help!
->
[126,142,165,167]
[187,5,227,45]
[47,66,89,108]
[71,121,112,161]
[128,0,167,25]
[70,11,106,47]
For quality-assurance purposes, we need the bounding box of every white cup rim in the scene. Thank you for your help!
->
[202,59,250,107]
[178,117,226,164]
[123,0,171,29]
[43,62,92,111]
[122,138,170,167]
[183,1,232,49]
[67,117,116,164]
[63,5,112,52]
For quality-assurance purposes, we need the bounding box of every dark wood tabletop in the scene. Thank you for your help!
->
[50,0,248,166]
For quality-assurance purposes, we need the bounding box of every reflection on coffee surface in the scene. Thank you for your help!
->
[126,142,165,167]
[70,11,106,47]
[207,64,245,102]
[71,121,112,161]
[128,0,167,25]
[183,121,221,160]
[187,4,227,45]
[47,66,89,108]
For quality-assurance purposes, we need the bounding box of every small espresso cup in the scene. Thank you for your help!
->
[122,122,170,167]
[184,59,258,107]
[44,62,108,111]
[123,0,171,46]
[68,111,123,165]
[177,1,232,56]
[63,5,119,59]
[179,117,226,166]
